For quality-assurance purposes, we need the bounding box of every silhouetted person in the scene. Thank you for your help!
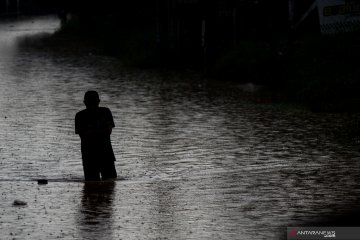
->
[75,91,117,181]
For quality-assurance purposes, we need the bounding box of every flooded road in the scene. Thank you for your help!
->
[1,16,360,239]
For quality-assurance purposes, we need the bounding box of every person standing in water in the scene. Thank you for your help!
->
[75,91,117,181]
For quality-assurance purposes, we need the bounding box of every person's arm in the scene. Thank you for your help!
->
[105,121,113,135]
[75,113,81,135]
[75,112,99,138]
[83,120,113,137]
[92,121,113,136]
[93,108,114,136]
[75,109,114,138]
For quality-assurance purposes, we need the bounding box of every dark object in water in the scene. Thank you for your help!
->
[37,179,48,185]
[13,200,27,206]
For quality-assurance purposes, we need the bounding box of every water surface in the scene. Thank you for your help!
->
[0,15,360,240]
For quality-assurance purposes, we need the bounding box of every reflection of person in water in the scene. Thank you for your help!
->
[77,182,115,237]
[75,91,117,181]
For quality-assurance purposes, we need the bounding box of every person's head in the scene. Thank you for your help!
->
[84,90,100,109]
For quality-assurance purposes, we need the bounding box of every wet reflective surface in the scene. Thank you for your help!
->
[1,16,360,239]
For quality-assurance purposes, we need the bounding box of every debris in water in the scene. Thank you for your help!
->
[13,200,27,206]
[37,179,48,185]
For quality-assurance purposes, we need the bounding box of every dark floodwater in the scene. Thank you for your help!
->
[1,16,360,240]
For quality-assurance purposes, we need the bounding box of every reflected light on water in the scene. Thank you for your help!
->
[0,15,360,240]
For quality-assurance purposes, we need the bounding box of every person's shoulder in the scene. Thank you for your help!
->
[76,109,88,115]
[99,107,114,119]
[99,107,112,113]
[75,109,88,118]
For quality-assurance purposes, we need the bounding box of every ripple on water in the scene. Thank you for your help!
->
[0,16,360,240]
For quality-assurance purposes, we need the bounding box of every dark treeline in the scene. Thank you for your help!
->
[0,0,59,15]
[53,0,360,113]
[56,0,293,70]
[8,0,360,113]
